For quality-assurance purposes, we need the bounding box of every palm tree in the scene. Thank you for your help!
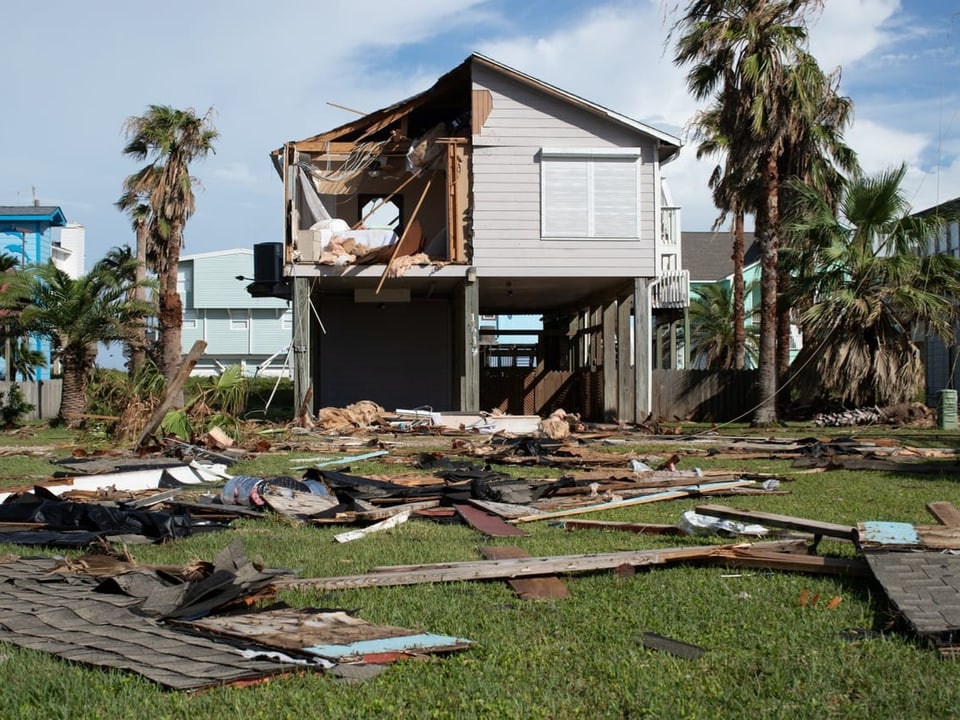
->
[121,105,218,401]
[785,164,960,407]
[12,256,155,425]
[672,0,829,425]
[775,57,857,386]
[114,190,152,374]
[688,103,754,370]
[689,281,759,370]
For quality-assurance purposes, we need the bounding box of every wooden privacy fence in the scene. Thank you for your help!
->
[0,380,62,421]
[652,369,758,422]
[482,368,758,423]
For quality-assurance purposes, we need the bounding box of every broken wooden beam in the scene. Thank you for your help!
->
[703,545,869,577]
[511,480,756,523]
[695,504,859,544]
[558,519,683,536]
[135,340,207,449]
[478,546,569,599]
[926,501,960,527]
[275,545,728,591]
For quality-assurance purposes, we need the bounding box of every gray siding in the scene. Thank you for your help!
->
[471,65,658,278]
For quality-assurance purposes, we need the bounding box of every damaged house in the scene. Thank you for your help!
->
[253,54,688,423]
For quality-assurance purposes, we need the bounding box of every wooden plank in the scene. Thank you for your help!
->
[355,500,439,522]
[478,546,570,600]
[927,501,960,527]
[455,504,528,537]
[511,481,755,523]
[135,340,207,448]
[375,175,433,294]
[695,504,859,543]
[560,520,683,536]
[705,545,870,577]
[264,492,339,523]
[334,511,411,543]
[915,524,960,550]
[276,544,726,591]
[466,498,547,519]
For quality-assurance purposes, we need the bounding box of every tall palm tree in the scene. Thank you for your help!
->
[689,280,760,370]
[121,105,218,401]
[689,103,754,370]
[673,0,827,425]
[11,255,155,425]
[775,56,857,386]
[785,164,960,407]
[114,190,152,374]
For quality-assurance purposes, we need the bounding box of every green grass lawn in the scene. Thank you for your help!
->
[2,425,960,719]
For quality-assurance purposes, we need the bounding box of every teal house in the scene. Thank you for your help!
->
[179,249,292,376]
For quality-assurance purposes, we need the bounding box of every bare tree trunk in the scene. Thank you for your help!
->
[158,228,185,407]
[776,268,792,413]
[753,153,780,426]
[731,209,746,370]
[127,224,149,375]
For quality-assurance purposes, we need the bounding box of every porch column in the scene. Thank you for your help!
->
[634,278,653,420]
[602,299,618,421]
[292,276,313,417]
[455,275,480,411]
[617,292,634,422]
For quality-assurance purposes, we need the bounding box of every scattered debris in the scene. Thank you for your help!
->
[641,632,705,659]
[0,540,472,690]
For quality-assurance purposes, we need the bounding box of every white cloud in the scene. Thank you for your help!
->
[211,162,258,186]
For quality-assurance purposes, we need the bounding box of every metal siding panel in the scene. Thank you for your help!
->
[204,312,249,354]
[190,252,287,309]
[251,310,292,354]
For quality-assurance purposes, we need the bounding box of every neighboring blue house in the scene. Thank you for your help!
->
[0,204,68,380]
[179,249,292,376]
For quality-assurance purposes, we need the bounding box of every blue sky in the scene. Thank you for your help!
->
[2,0,958,271]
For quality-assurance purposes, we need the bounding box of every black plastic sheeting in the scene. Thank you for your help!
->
[0,489,193,546]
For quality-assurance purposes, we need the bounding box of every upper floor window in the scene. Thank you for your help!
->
[183,309,198,330]
[229,309,249,331]
[540,147,641,239]
[177,265,193,308]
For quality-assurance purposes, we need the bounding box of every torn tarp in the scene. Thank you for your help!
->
[0,489,194,546]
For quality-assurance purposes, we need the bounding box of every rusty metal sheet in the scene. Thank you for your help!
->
[454,504,527,537]
[478,545,571,600]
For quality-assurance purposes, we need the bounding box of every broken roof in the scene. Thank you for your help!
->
[275,53,682,163]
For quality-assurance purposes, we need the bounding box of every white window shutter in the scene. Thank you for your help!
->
[592,159,637,237]
[543,158,588,236]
